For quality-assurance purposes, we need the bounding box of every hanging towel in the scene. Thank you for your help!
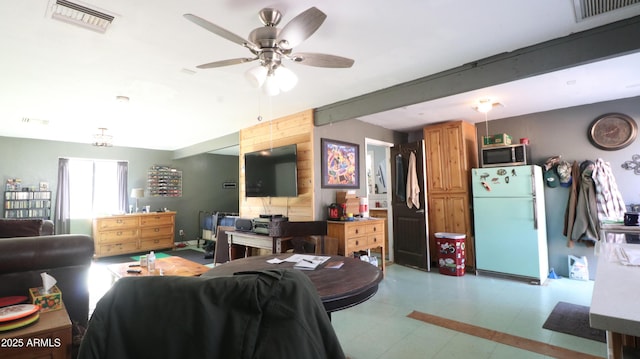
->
[395,154,406,202]
[406,152,420,209]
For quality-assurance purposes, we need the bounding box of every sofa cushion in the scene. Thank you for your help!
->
[0,219,44,238]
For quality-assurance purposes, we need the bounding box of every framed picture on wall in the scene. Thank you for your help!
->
[321,138,360,188]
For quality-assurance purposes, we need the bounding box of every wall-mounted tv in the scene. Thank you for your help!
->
[245,144,298,197]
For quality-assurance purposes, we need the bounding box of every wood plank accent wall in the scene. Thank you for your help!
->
[239,109,315,221]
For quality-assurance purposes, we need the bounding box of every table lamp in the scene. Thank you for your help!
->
[130,188,144,213]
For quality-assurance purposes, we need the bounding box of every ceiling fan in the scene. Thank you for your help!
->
[184,7,354,95]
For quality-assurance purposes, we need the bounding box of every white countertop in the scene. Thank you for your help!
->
[590,242,640,336]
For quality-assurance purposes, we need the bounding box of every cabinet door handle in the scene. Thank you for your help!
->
[373,237,377,243]
[355,240,359,246]
[355,229,359,234]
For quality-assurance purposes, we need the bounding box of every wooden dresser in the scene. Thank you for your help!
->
[327,218,386,273]
[92,211,176,257]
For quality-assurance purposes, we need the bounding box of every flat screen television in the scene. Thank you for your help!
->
[244,144,298,197]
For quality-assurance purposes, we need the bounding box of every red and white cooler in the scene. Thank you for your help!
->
[435,232,466,276]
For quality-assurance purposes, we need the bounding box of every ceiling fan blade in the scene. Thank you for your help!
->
[290,53,354,68]
[196,57,256,69]
[277,7,327,49]
[184,14,259,51]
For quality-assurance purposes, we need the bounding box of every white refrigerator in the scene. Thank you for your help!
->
[471,165,549,284]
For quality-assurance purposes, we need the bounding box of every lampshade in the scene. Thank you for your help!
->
[263,73,281,96]
[245,66,268,88]
[130,188,144,199]
[245,64,298,96]
[274,66,298,92]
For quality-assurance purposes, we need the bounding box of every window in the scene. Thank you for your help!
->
[69,159,120,218]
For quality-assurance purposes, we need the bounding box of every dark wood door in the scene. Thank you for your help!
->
[391,141,429,270]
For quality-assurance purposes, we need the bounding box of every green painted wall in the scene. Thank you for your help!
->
[0,137,239,243]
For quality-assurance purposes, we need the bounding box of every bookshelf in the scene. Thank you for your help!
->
[4,191,52,219]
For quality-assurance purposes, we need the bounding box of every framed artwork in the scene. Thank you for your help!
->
[321,138,360,188]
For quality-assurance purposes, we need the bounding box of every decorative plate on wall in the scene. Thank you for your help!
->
[588,113,637,150]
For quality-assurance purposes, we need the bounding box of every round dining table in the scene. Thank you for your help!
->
[203,254,383,314]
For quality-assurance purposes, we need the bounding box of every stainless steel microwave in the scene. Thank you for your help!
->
[481,144,530,168]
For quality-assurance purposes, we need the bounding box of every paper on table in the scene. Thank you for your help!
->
[267,258,287,264]
[616,247,640,266]
[288,254,331,270]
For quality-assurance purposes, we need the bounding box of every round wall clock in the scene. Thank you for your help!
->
[588,113,637,150]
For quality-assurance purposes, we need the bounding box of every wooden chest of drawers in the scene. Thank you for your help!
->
[92,212,175,257]
[327,218,386,273]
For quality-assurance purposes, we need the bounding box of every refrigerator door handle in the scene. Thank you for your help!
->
[530,166,536,195]
[532,197,538,230]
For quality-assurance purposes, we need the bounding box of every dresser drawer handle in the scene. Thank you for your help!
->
[117,231,122,236]
[154,228,160,232]
[117,219,123,224]
[154,239,160,243]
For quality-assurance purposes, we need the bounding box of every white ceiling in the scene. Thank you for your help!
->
[1,1,640,151]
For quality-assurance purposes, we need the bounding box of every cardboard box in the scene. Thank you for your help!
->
[336,191,359,215]
[482,133,512,147]
[335,191,356,203]
[29,285,63,313]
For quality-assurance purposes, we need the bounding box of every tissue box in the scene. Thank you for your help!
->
[29,285,62,312]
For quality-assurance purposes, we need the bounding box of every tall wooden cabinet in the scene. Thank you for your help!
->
[423,121,478,269]
[92,211,176,257]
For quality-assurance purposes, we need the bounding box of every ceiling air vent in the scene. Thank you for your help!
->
[50,0,115,33]
[574,0,640,21]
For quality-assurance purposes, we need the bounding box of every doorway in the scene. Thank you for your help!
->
[365,138,393,262]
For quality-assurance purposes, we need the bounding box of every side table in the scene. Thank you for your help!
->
[0,306,72,359]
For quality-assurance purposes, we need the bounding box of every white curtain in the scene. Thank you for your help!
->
[54,158,70,234]
[117,161,129,214]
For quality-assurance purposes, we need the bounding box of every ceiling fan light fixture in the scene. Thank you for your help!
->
[245,65,268,88]
[274,66,298,92]
[263,73,280,96]
[475,99,494,113]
